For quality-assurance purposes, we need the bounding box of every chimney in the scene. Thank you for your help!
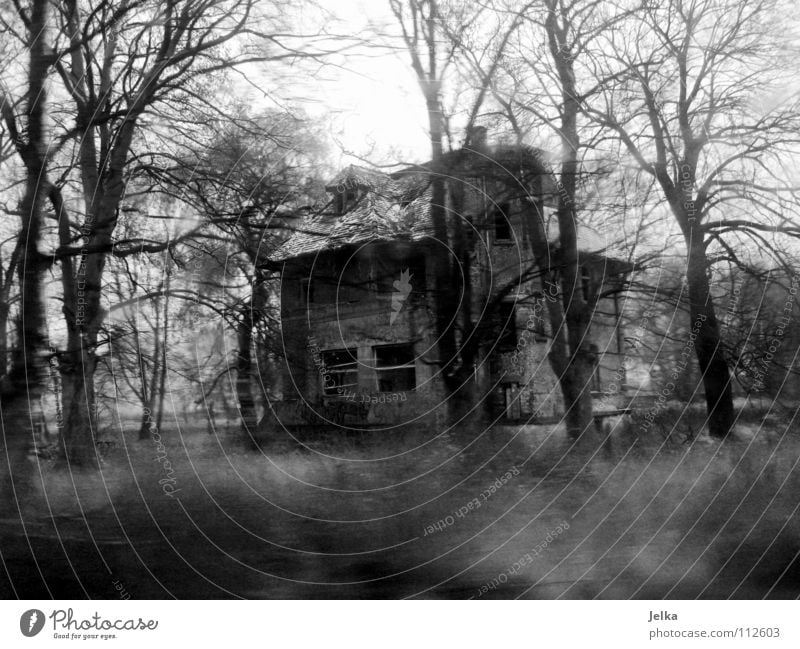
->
[465,125,488,152]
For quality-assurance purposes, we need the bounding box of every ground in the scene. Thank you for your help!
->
[1,404,799,599]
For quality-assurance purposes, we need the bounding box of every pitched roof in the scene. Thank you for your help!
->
[270,165,435,261]
[269,148,622,263]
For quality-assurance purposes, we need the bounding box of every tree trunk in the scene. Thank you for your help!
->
[134,317,151,439]
[664,158,735,439]
[560,363,596,437]
[57,42,139,463]
[58,244,103,466]
[0,301,8,377]
[0,239,22,379]
[59,126,133,460]
[524,203,595,439]
[2,0,52,501]
[542,5,596,438]
[686,233,734,438]
[60,359,97,464]
[392,2,480,422]
[138,291,163,439]
[236,297,259,436]
[539,279,594,438]
[425,104,461,400]
[236,276,267,441]
[155,275,170,435]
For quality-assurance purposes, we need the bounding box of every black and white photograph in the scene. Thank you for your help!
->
[1,0,800,638]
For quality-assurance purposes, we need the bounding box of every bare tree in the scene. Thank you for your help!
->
[522,0,599,436]
[389,0,464,404]
[583,0,800,437]
[389,0,541,420]
[1,0,334,465]
[0,0,52,492]
[0,73,23,380]
[140,108,327,437]
[391,0,626,434]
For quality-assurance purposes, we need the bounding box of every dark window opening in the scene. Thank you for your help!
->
[374,344,416,391]
[494,202,512,243]
[498,301,517,351]
[321,348,358,396]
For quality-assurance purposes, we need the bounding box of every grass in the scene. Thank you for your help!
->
[1,401,799,598]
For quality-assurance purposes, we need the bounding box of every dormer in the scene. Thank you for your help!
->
[330,183,359,215]
[325,166,378,216]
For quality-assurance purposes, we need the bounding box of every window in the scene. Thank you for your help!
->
[300,278,314,305]
[493,202,512,243]
[498,302,517,351]
[321,348,358,395]
[374,344,416,391]
[334,187,358,215]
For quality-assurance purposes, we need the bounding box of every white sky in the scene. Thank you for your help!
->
[285,0,434,167]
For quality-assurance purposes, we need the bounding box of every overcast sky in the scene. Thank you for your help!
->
[287,0,434,167]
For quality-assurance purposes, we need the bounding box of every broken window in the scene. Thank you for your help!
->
[374,344,416,392]
[493,202,512,243]
[321,348,358,396]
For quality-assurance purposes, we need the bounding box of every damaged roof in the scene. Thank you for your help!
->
[269,145,610,263]
[269,164,436,262]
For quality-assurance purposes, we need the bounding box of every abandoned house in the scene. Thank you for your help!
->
[267,133,631,429]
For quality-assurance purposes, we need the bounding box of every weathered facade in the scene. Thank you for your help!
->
[268,143,629,429]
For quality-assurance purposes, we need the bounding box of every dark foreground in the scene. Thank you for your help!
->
[1,411,799,599]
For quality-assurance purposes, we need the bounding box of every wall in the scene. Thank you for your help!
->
[277,241,445,427]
